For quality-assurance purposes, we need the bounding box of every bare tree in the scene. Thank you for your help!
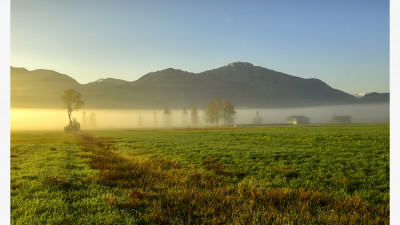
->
[62,89,84,131]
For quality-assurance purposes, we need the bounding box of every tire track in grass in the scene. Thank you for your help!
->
[39,139,101,224]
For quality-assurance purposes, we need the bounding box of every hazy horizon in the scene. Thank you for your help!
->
[10,103,389,131]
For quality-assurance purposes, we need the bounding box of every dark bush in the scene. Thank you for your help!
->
[64,119,81,132]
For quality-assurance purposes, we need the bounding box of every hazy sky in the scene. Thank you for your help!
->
[11,0,389,94]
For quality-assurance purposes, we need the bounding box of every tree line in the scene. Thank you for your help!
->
[159,98,235,127]
[61,89,237,131]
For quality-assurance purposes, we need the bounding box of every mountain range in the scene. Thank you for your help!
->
[10,62,389,109]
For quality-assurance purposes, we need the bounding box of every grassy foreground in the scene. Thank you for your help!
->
[11,124,389,224]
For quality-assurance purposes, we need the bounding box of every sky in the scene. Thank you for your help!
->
[10,0,389,94]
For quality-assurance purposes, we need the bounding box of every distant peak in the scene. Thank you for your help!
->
[10,66,29,72]
[162,67,186,72]
[227,62,254,68]
[92,78,129,85]
[155,67,192,75]
[223,62,257,72]
[164,68,179,72]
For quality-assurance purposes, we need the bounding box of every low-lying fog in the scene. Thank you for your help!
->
[11,103,389,131]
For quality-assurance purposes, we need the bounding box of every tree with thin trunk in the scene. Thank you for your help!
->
[62,89,84,131]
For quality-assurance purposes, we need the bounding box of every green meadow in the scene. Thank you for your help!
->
[11,124,389,224]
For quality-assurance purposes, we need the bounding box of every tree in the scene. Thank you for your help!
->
[205,98,236,126]
[253,110,262,125]
[221,99,236,126]
[205,98,221,126]
[163,106,172,127]
[190,107,199,127]
[62,89,84,131]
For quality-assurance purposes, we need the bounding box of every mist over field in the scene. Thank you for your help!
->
[239,103,390,124]
[11,103,389,131]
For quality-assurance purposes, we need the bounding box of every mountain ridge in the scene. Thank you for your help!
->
[10,62,389,109]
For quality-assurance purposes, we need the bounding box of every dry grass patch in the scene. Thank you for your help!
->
[43,176,71,189]
[203,157,245,177]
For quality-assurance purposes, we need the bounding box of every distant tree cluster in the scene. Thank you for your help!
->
[82,110,97,129]
[151,106,199,128]
[204,98,236,126]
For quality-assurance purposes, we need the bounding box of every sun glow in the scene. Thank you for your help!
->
[10,108,67,131]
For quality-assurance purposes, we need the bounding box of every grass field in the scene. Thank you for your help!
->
[11,124,389,224]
